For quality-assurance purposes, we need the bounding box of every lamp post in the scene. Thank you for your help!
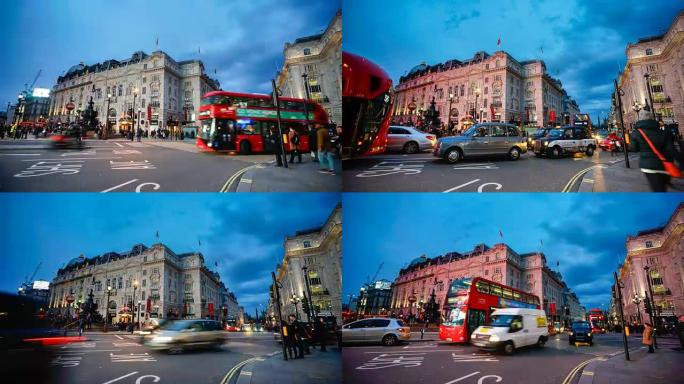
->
[447,93,454,132]
[132,88,138,141]
[290,294,300,320]
[475,88,481,123]
[643,266,658,348]
[643,73,655,117]
[104,285,112,332]
[132,280,139,333]
[302,266,315,321]
[301,73,312,130]
[632,294,643,326]
[104,93,112,140]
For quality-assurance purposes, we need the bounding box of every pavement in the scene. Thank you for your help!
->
[232,347,341,384]
[0,137,339,192]
[577,156,684,192]
[577,336,683,384]
[342,149,682,192]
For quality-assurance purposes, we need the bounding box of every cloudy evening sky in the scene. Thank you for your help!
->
[343,194,683,312]
[0,193,340,317]
[344,0,682,125]
[0,0,339,109]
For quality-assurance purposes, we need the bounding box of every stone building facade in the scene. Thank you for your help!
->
[48,243,234,324]
[617,203,684,325]
[277,10,341,125]
[271,204,342,323]
[49,50,219,135]
[390,243,579,323]
[616,10,684,133]
[393,50,580,130]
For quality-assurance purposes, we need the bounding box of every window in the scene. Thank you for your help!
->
[142,87,146,95]
[142,279,146,287]
[485,270,489,275]
[490,284,502,297]
[502,288,513,299]
[153,267,159,274]
[118,85,123,96]
[309,277,322,285]
[645,241,653,248]
[303,48,311,55]
[303,241,312,248]
[309,84,322,93]
[304,64,316,72]
[118,277,123,289]
[645,48,653,56]
[475,280,490,294]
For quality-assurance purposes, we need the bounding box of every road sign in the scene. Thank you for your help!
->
[66,294,75,303]
[66,102,76,111]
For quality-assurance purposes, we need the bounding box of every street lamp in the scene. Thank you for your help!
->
[643,265,658,349]
[475,88,481,123]
[105,285,112,332]
[132,280,139,333]
[132,88,139,142]
[643,73,655,117]
[632,293,643,325]
[301,266,315,321]
[301,73,312,130]
[447,93,455,132]
[290,294,300,320]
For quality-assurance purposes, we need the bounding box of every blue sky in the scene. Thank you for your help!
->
[344,0,682,125]
[343,194,683,312]
[0,193,340,316]
[0,0,339,109]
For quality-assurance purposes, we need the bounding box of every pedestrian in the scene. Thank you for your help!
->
[288,314,305,358]
[643,322,655,353]
[78,314,85,336]
[281,320,296,359]
[629,109,682,191]
[136,127,142,142]
[308,125,319,162]
[288,127,302,163]
[314,317,327,352]
[269,126,284,166]
[316,124,335,175]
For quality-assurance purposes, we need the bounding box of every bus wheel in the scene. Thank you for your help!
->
[239,140,252,155]
[503,341,515,355]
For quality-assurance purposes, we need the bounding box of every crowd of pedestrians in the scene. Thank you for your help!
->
[279,315,332,360]
[270,123,341,175]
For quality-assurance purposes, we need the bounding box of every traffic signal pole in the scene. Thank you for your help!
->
[613,271,630,361]
[272,271,288,360]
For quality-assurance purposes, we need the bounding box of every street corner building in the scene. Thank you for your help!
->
[48,243,241,325]
[392,50,580,131]
[613,202,684,326]
[387,243,583,325]
[48,50,220,137]
[276,10,342,126]
[268,203,342,324]
[612,10,684,136]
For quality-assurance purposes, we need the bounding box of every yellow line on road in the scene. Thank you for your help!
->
[220,357,260,384]
[220,164,258,192]
[561,357,600,384]
[562,165,603,192]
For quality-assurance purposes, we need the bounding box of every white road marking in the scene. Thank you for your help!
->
[110,352,156,362]
[453,162,499,170]
[443,179,480,193]
[51,354,83,368]
[115,142,124,147]
[114,335,124,340]
[477,182,503,193]
[444,371,480,384]
[101,179,139,193]
[356,352,425,370]
[364,349,462,353]
[0,153,41,156]
[102,371,138,384]
[135,375,160,384]
[110,160,156,170]
[113,149,142,155]
[451,352,498,362]
[21,157,122,161]
[14,161,83,177]
[356,160,427,178]
[135,182,160,193]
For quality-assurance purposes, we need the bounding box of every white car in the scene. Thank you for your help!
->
[470,308,549,354]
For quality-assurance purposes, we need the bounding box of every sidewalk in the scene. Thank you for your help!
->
[235,154,341,192]
[579,339,683,384]
[236,347,341,384]
[408,331,440,342]
[579,155,684,192]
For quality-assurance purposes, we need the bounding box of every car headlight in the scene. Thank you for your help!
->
[587,332,592,336]
[489,334,500,342]
[544,141,549,146]
[570,332,574,336]
[152,336,172,343]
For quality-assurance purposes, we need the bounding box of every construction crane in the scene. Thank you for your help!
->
[24,69,42,95]
[366,262,384,287]
[19,262,42,295]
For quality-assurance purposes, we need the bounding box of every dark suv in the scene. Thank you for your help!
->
[569,321,593,345]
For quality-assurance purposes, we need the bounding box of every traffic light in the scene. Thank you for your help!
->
[302,297,310,314]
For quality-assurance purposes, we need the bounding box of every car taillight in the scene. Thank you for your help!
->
[426,135,435,141]
[398,327,409,333]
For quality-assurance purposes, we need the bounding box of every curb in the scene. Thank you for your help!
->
[577,168,596,192]
[235,355,271,384]
[574,346,645,384]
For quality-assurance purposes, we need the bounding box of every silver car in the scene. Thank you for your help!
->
[143,319,228,353]
[387,126,437,154]
[433,122,527,163]
[342,318,411,346]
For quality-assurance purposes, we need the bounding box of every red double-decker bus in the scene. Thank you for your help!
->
[342,52,393,158]
[197,91,329,154]
[587,309,607,333]
[439,277,541,343]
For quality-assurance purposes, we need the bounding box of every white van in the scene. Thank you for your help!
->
[470,308,549,354]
